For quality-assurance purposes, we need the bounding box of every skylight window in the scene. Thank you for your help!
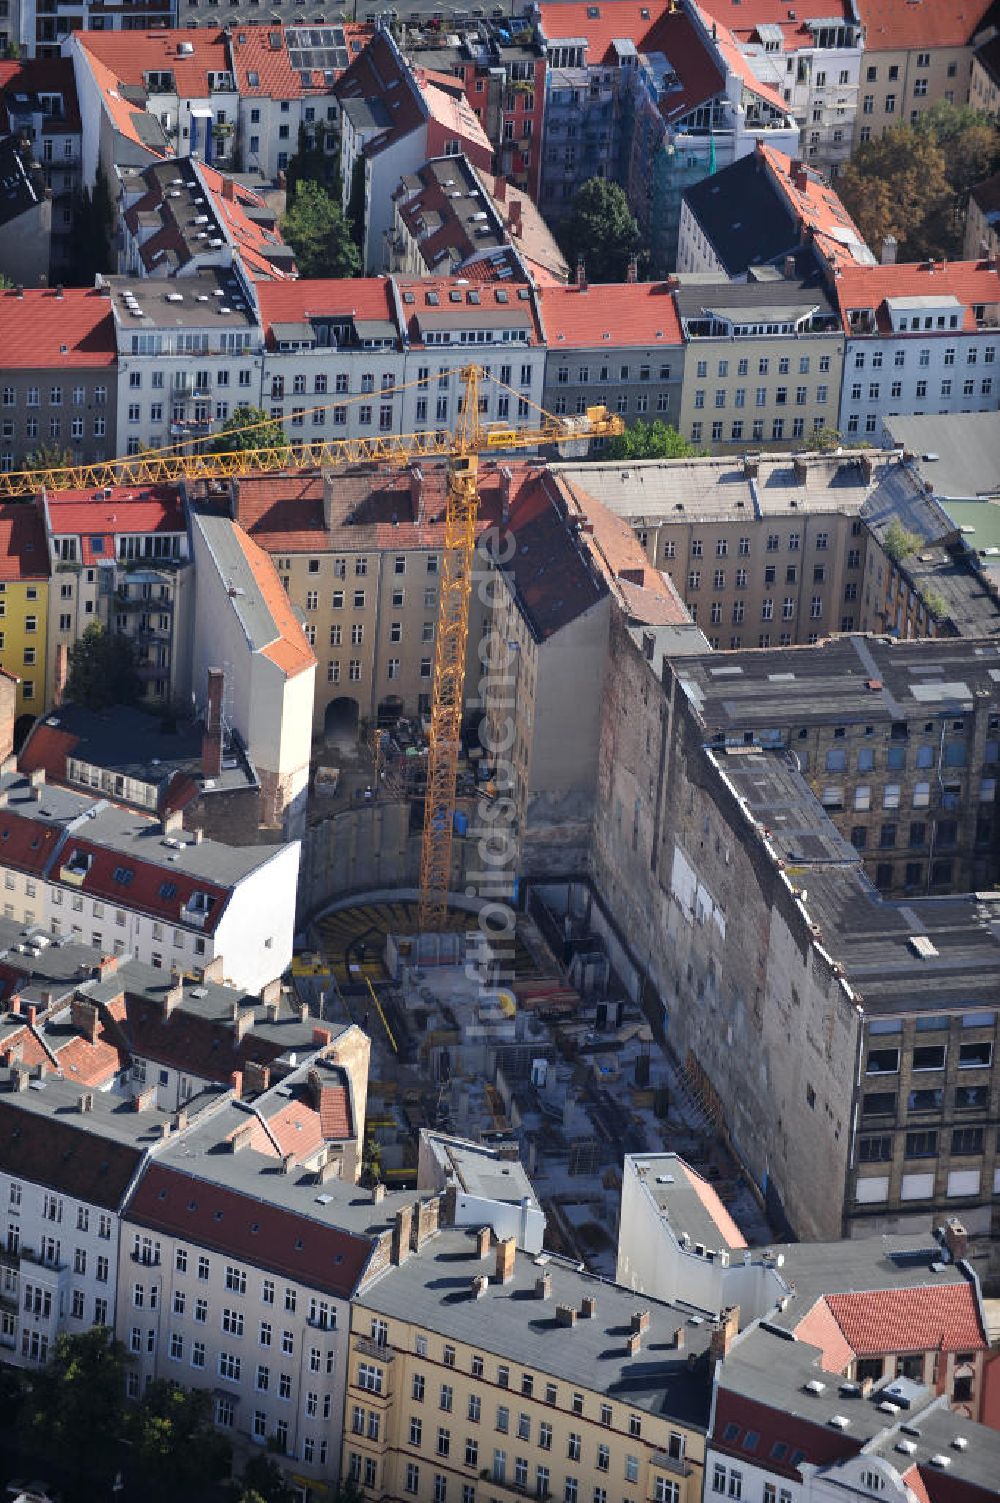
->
[159,881,177,900]
[112,866,134,886]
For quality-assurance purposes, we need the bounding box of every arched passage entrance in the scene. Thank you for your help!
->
[324,695,360,746]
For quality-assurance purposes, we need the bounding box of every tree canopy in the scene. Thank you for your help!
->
[211,404,290,457]
[65,622,141,712]
[129,1380,232,1502]
[285,121,342,201]
[602,419,698,461]
[281,178,361,279]
[232,1456,295,1503]
[838,105,1000,261]
[560,178,641,284]
[19,1328,128,1494]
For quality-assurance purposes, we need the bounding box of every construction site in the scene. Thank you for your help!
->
[296,883,776,1275]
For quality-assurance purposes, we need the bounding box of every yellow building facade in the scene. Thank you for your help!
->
[0,504,50,722]
[346,1218,712,1503]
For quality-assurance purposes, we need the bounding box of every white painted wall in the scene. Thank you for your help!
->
[212,840,299,992]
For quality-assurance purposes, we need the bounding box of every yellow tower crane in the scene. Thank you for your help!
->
[0,367,623,931]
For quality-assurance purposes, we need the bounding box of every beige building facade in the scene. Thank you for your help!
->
[347,1221,712,1503]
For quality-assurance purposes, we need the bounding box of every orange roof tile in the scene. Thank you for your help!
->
[56,1028,125,1088]
[230,22,372,97]
[0,503,49,582]
[793,1296,857,1373]
[690,0,788,112]
[74,42,168,158]
[825,1285,987,1356]
[759,143,874,270]
[268,1098,325,1160]
[678,1160,749,1248]
[76,27,231,97]
[853,0,994,52]
[229,525,316,679]
[700,0,855,52]
[537,280,683,348]
[834,259,1000,334]
[0,57,81,133]
[255,277,397,342]
[0,286,116,370]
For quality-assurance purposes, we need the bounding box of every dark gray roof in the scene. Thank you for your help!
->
[674,634,1000,733]
[358,1224,716,1427]
[673,277,835,320]
[682,153,798,278]
[882,414,1000,502]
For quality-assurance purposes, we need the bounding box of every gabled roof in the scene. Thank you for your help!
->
[537,280,683,348]
[824,1285,987,1357]
[0,1095,143,1209]
[492,469,608,641]
[229,21,372,97]
[712,1385,863,1479]
[0,286,117,371]
[0,811,63,874]
[853,0,995,51]
[0,503,49,582]
[833,260,1000,335]
[52,834,232,934]
[75,26,232,98]
[0,56,81,134]
[398,277,543,347]
[127,1161,374,1297]
[688,0,789,113]
[230,524,316,679]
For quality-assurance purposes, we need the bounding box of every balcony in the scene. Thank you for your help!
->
[352,1334,395,1362]
[59,856,91,887]
[651,1452,694,1479]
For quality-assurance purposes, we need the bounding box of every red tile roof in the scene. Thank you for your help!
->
[0,1096,143,1209]
[0,810,62,873]
[318,1081,351,1139]
[54,1023,126,1089]
[824,1285,987,1356]
[700,0,855,52]
[398,277,544,347]
[794,1296,858,1373]
[335,31,425,151]
[18,724,78,783]
[758,143,874,272]
[54,836,231,934]
[76,26,232,97]
[537,280,683,348]
[128,1161,374,1297]
[833,260,1000,334]
[255,276,398,344]
[45,485,186,560]
[119,993,293,1084]
[690,0,788,112]
[230,22,372,97]
[0,57,82,134]
[0,286,116,370]
[498,469,608,640]
[853,0,994,51]
[229,525,316,679]
[0,503,48,582]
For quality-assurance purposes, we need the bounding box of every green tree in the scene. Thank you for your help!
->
[281,178,361,278]
[881,518,921,564]
[916,102,1000,204]
[602,419,698,461]
[23,439,74,473]
[233,1456,294,1503]
[802,426,843,453]
[211,404,291,457]
[130,1380,232,1501]
[560,178,640,283]
[286,121,342,201]
[19,1328,128,1494]
[65,621,141,711]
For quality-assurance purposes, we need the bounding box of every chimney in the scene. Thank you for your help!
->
[229,1120,254,1154]
[410,464,424,521]
[793,455,809,483]
[943,1218,969,1263]
[791,160,808,191]
[627,1332,642,1356]
[223,175,235,201]
[495,1235,516,1286]
[674,1325,685,1350]
[260,978,281,1007]
[581,1294,598,1320]
[494,174,507,203]
[535,1273,552,1301]
[9,997,20,1016]
[710,1305,740,1366]
[78,1091,95,1114]
[12,1064,29,1092]
[391,1204,414,1265]
[174,1107,189,1131]
[625,255,638,284]
[881,234,897,266]
[234,1008,253,1044]
[783,254,796,280]
[472,1274,489,1299]
[55,284,63,300]
[476,1225,492,1259]
[372,1180,386,1204]
[29,767,45,796]
[555,1303,577,1328]
[53,642,69,706]
[499,465,512,522]
[15,284,23,299]
[230,1069,244,1098]
[191,827,204,845]
[202,667,225,779]
[630,1310,650,1334]
[161,807,184,837]
[26,1006,37,1027]
[244,1059,270,1093]
[508,197,522,238]
[313,1025,332,1047]
[0,791,7,810]
[576,259,587,292]
[859,452,875,483]
[70,997,100,1044]
[742,453,759,480]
